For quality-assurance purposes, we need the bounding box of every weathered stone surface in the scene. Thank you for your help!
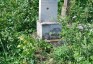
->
[37,21,61,39]
[37,0,62,40]
[39,0,57,22]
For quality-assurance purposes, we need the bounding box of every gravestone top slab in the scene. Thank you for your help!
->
[39,0,58,22]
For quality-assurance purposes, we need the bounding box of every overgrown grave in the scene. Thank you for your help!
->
[37,0,63,46]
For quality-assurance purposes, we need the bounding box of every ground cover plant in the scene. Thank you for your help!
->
[0,0,93,64]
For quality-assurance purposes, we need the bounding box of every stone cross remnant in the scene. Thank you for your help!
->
[37,0,61,41]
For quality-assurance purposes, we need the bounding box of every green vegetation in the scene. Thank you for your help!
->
[0,0,93,64]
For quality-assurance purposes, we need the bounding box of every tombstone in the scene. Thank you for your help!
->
[37,0,62,42]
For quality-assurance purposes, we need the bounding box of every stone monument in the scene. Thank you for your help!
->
[37,0,61,42]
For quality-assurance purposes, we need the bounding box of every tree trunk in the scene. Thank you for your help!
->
[61,0,70,17]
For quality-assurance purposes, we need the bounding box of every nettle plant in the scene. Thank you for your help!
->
[52,18,93,64]
[0,0,39,63]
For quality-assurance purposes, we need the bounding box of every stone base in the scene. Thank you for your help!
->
[37,21,62,40]
[45,39,64,46]
[32,31,63,46]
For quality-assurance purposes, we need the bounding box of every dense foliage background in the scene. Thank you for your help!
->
[0,0,93,64]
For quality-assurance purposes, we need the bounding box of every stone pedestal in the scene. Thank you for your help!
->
[37,21,61,40]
